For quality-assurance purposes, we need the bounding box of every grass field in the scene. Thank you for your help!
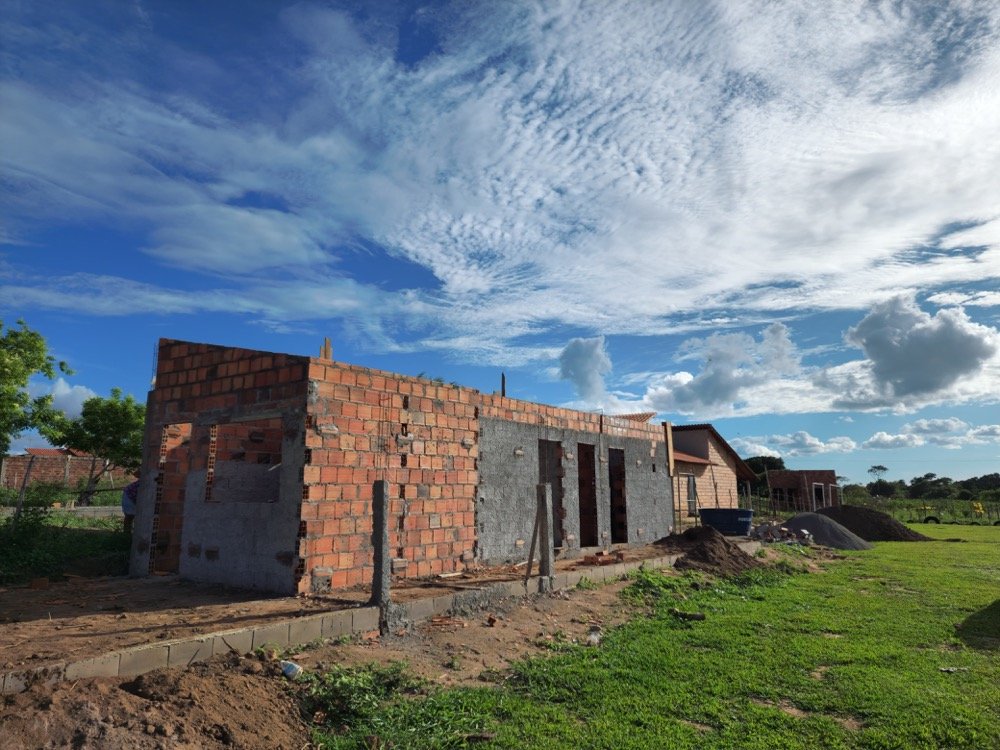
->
[309,525,1000,749]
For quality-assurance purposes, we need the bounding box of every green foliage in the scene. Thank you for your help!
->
[575,576,598,590]
[0,319,71,456]
[42,387,145,503]
[744,455,786,494]
[0,510,128,584]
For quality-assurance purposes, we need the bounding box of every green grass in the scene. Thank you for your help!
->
[308,527,1000,749]
[0,509,130,584]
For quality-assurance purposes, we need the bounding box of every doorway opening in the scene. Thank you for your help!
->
[577,443,598,547]
[538,439,565,548]
[608,448,627,543]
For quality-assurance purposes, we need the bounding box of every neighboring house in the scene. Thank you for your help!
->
[0,448,134,490]
[670,424,756,522]
[130,339,677,594]
[765,469,840,512]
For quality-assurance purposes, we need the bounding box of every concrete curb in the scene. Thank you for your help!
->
[1,541,761,695]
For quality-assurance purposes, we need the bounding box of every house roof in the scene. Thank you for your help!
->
[614,411,657,423]
[671,424,756,480]
[23,447,92,458]
[25,447,71,457]
[673,450,711,465]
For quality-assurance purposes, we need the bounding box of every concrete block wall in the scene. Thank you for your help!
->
[300,361,478,594]
[131,340,311,588]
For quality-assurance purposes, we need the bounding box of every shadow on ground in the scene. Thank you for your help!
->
[957,599,1000,650]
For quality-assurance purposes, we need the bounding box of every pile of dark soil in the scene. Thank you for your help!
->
[782,513,873,550]
[817,505,932,542]
[655,525,762,576]
[0,653,308,750]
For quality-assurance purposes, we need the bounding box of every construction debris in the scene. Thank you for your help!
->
[778,513,874,551]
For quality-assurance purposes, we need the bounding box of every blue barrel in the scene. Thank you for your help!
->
[699,508,754,536]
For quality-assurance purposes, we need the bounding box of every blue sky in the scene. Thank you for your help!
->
[3,0,1000,485]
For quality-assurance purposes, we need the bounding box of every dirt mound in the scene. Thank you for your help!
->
[0,653,307,750]
[655,525,762,576]
[782,513,874,550]
[817,505,932,542]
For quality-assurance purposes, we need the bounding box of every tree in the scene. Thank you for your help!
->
[868,465,888,482]
[743,455,786,496]
[42,388,145,505]
[0,319,71,456]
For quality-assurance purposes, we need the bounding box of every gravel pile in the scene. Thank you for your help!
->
[782,512,873,550]
[817,505,932,542]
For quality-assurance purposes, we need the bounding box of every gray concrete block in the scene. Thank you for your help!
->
[352,607,379,633]
[167,638,213,668]
[406,597,435,622]
[119,645,169,677]
[321,610,352,639]
[65,653,121,681]
[430,594,453,616]
[564,571,583,588]
[212,629,254,656]
[289,615,323,647]
[252,621,291,651]
[506,580,525,597]
[552,572,570,590]
[2,669,28,695]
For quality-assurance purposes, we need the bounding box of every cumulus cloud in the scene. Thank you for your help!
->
[728,438,780,459]
[845,296,998,398]
[901,417,970,434]
[730,431,856,458]
[643,323,799,414]
[28,377,97,419]
[969,424,1000,441]
[862,431,926,449]
[559,337,612,402]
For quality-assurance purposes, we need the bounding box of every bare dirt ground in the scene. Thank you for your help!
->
[0,542,678,671]
[1,581,639,750]
[1,534,801,750]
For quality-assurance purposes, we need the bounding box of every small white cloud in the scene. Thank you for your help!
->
[558,336,612,402]
[28,377,97,419]
[968,424,1000,441]
[731,431,856,458]
[729,438,781,458]
[862,431,926,449]
[901,417,969,434]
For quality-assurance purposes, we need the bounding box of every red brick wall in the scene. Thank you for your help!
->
[478,395,664,440]
[1,454,133,490]
[301,362,478,592]
[141,340,310,576]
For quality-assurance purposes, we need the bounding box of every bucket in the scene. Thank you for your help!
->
[699,508,754,536]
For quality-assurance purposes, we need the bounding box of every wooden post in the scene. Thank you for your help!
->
[13,454,37,526]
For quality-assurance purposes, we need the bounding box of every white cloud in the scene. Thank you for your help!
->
[643,323,799,414]
[728,438,781,459]
[862,431,926,449]
[28,377,97,419]
[3,1,1000,357]
[968,424,1000,441]
[730,431,856,458]
[844,296,999,399]
[901,417,970,434]
[558,337,612,402]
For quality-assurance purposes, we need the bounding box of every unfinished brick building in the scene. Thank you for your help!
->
[765,469,841,512]
[130,339,675,595]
